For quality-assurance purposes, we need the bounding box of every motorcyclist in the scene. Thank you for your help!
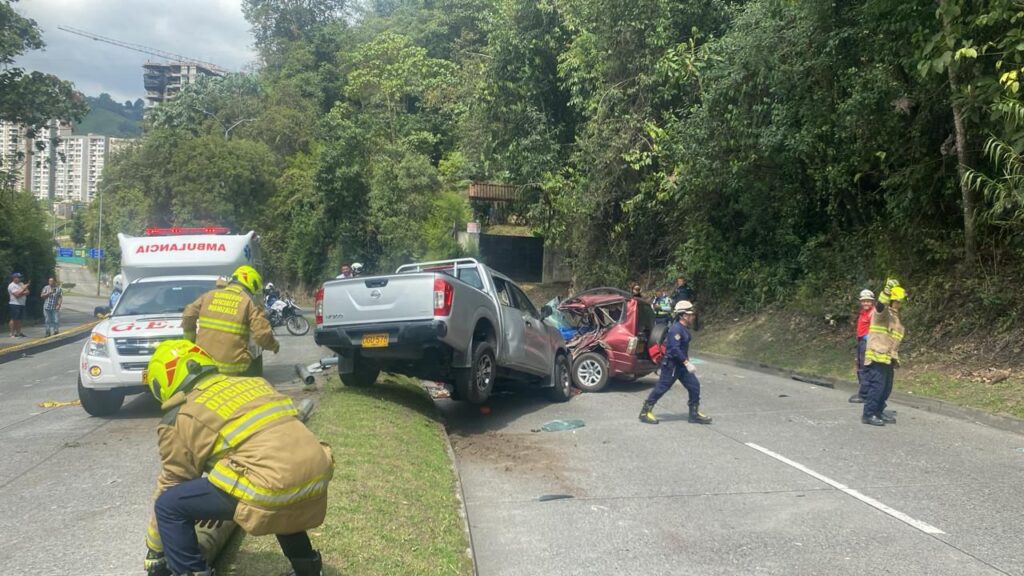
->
[109,273,125,309]
[351,262,364,277]
[264,282,280,308]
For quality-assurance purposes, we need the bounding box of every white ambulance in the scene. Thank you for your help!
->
[78,227,263,416]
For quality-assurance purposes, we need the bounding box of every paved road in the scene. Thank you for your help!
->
[442,359,1024,576]
[0,329,325,575]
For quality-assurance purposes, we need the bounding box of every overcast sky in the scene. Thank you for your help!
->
[14,0,258,103]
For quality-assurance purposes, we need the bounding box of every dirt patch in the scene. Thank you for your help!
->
[449,431,583,496]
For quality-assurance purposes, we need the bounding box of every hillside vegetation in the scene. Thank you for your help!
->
[86,1,1024,377]
[75,94,144,137]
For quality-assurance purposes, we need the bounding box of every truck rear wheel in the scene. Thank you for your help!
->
[78,377,125,417]
[341,357,380,388]
[455,340,495,405]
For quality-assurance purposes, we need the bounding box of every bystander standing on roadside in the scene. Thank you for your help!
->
[670,275,695,305]
[848,289,875,403]
[630,283,644,299]
[40,277,63,337]
[8,272,30,338]
[652,288,673,325]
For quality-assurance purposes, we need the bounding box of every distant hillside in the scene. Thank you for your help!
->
[74,94,144,138]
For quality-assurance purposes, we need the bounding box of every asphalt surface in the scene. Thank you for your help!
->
[0,328,324,575]
[441,359,1024,576]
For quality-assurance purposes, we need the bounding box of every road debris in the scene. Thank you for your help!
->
[38,399,81,409]
[536,419,585,432]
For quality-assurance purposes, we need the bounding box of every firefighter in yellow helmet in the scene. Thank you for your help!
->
[861,278,907,426]
[142,340,332,576]
[182,265,279,376]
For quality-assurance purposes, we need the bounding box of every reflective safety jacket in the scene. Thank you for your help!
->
[864,303,904,367]
[146,374,334,551]
[182,283,279,374]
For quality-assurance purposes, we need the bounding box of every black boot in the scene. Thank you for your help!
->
[861,414,885,426]
[688,403,712,424]
[848,393,864,403]
[639,401,658,424]
[880,410,896,424]
[284,551,323,576]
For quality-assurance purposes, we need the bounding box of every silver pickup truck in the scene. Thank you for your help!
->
[313,258,572,404]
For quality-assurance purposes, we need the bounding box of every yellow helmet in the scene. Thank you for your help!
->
[232,265,263,295]
[145,340,217,404]
[890,286,906,302]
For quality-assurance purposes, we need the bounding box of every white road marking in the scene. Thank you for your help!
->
[745,442,945,535]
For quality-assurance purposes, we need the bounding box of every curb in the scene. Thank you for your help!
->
[700,351,1024,437]
[442,423,479,576]
[0,320,98,365]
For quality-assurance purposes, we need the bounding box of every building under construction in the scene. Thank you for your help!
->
[143,61,224,106]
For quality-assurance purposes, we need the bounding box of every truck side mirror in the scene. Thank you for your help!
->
[94,305,111,319]
[540,305,553,320]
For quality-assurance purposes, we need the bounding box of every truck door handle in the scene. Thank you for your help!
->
[525,320,533,327]
[365,279,388,288]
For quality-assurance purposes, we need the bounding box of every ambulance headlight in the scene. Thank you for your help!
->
[88,333,109,357]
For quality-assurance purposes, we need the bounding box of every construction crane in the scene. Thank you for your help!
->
[58,25,229,75]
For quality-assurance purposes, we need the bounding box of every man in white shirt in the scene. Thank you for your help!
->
[8,272,30,338]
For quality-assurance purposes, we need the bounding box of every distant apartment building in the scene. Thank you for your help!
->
[0,120,32,191]
[0,120,134,204]
[144,61,224,106]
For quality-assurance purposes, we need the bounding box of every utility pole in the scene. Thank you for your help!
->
[48,120,57,241]
[96,182,103,297]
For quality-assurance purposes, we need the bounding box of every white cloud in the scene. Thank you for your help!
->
[13,0,257,102]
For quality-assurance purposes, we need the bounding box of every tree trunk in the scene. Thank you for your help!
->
[948,66,976,267]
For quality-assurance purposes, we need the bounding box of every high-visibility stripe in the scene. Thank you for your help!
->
[865,350,892,364]
[869,325,888,334]
[146,520,163,551]
[217,399,298,452]
[198,316,249,336]
[213,359,251,374]
[208,463,331,507]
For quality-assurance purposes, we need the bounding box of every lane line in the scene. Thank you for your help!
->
[745,442,945,535]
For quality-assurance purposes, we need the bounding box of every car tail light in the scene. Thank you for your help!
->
[626,336,638,355]
[433,278,454,317]
[314,286,324,325]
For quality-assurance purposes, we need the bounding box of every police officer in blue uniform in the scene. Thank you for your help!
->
[639,300,712,425]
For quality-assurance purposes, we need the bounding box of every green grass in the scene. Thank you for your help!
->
[217,375,473,576]
[697,310,1024,420]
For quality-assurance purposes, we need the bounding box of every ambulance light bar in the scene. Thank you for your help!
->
[144,227,231,236]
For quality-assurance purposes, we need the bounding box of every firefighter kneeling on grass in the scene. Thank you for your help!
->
[183,265,279,375]
[142,340,333,576]
[639,300,712,425]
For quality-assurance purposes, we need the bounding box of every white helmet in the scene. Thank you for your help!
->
[859,289,875,301]
[113,273,124,291]
[673,300,695,315]
[351,262,364,274]
[265,282,275,290]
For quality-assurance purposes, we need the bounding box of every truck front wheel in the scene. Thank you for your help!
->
[341,357,380,388]
[455,340,495,405]
[77,377,125,417]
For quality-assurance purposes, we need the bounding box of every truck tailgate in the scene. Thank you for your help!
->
[321,274,436,326]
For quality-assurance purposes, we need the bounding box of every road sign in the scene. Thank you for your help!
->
[74,248,85,258]
[87,248,105,258]
[58,248,74,257]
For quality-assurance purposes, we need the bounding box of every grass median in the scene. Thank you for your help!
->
[217,375,473,576]
[697,311,1024,420]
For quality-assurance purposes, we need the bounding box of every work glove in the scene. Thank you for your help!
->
[883,278,900,294]
[684,361,696,374]
[144,549,171,576]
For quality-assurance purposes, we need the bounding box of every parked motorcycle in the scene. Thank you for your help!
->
[266,297,310,336]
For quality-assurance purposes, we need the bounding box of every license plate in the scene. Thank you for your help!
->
[361,333,389,348]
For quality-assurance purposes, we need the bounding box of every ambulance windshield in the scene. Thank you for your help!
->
[113,279,215,317]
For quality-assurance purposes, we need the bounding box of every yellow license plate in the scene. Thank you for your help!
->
[361,333,389,348]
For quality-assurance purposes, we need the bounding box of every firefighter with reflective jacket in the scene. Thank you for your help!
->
[142,340,333,576]
[182,265,279,376]
[639,300,712,425]
[861,278,906,426]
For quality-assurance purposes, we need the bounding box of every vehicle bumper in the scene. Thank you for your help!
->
[79,350,150,393]
[315,320,448,351]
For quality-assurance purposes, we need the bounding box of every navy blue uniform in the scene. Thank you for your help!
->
[646,321,701,405]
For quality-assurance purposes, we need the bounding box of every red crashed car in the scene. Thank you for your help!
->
[556,288,659,392]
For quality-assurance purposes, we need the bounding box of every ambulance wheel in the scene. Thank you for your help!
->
[78,377,124,417]
[572,352,609,392]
